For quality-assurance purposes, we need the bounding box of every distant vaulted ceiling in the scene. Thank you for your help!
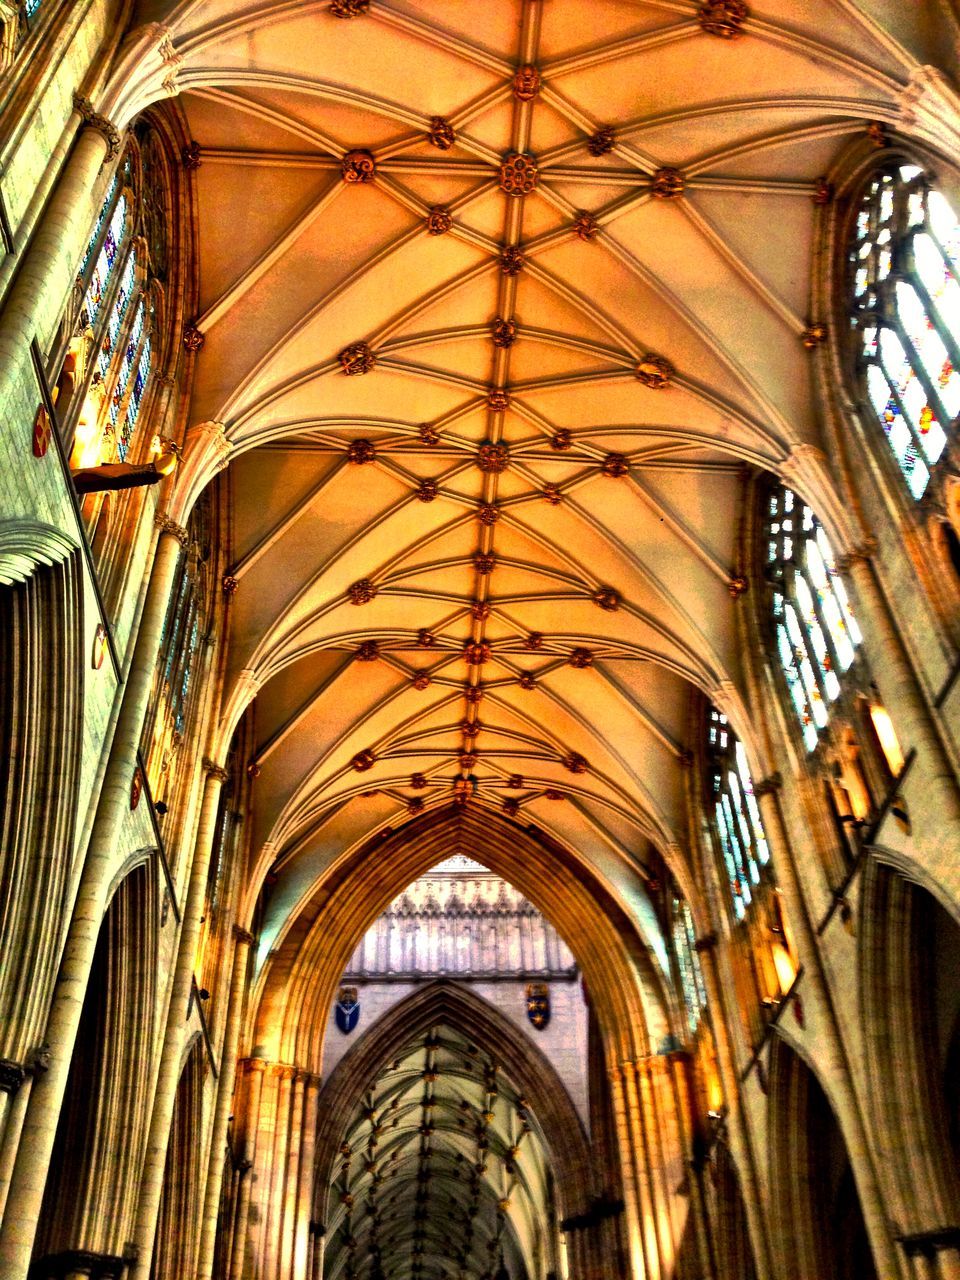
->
[145,0,945,959]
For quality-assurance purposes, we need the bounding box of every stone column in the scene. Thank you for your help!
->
[611,1061,657,1280]
[0,1065,28,1227]
[755,778,903,1280]
[263,1067,295,1280]
[130,758,231,1280]
[0,98,120,416]
[195,928,254,1280]
[0,518,185,1280]
[293,1077,319,1280]
[279,1074,305,1280]
[229,1059,267,1280]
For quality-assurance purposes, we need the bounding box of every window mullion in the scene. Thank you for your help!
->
[784,566,831,708]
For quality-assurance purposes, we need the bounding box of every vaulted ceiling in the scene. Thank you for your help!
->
[139,0,948,960]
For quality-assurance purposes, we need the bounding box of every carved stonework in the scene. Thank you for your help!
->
[477,503,500,525]
[499,152,539,196]
[500,246,525,276]
[492,317,517,348]
[503,798,519,815]
[593,586,620,611]
[426,205,452,235]
[524,632,544,650]
[813,176,834,206]
[513,64,541,100]
[487,390,510,413]
[568,647,594,669]
[573,212,599,241]
[410,773,427,789]
[352,749,377,771]
[348,579,377,605]
[471,601,491,621]
[697,1,748,38]
[0,1060,25,1094]
[545,788,565,800]
[418,423,440,444]
[464,641,491,665]
[416,479,438,502]
[341,149,376,183]
[477,442,509,473]
[412,672,431,690]
[330,0,369,14]
[348,438,376,463]
[564,752,589,774]
[587,126,615,157]
[602,452,629,478]
[474,552,495,574]
[339,342,376,375]
[543,484,562,505]
[155,512,190,547]
[651,167,684,199]
[459,751,478,769]
[466,686,483,704]
[551,429,573,452]
[636,353,674,388]
[867,121,889,148]
[356,640,379,661]
[408,797,425,814]
[222,574,239,595]
[427,116,456,150]
[182,323,204,351]
[417,629,437,647]
[728,575,748,599]
[461,719,481,737]
[801,323,828,349]
[73,94,122,160]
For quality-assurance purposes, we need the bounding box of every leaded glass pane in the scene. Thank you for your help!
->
[707,708,771,919]
[851,163,960,498]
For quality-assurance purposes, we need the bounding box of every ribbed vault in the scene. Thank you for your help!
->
[128,0,948,976]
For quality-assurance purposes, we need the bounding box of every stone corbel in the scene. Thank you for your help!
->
[898,66,960,158]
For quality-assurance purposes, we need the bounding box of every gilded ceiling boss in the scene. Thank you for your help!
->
[0,5,959,1280]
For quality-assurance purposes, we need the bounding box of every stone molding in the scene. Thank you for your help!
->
[72,94,122,160]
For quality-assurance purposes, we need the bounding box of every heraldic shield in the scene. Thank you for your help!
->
[526,982,550,1030]
[335,986,360,1034]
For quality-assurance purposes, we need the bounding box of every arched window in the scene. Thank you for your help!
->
[763,485,862,751]
[671,896,706,1033]
[850,161,960,500]
[706,706,769,921]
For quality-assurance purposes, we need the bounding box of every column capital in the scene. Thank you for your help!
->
[202,757,230,783]
[693,932,717,953]
[154,512,189,546]
[242,1057,268,1075]
[754,771,782,798]
[233,925,255,946]
[72,94,122,160]
[273,1063,298,1081]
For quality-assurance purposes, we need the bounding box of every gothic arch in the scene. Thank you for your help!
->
[151,1038,206,1280]
[312,980,593,1223]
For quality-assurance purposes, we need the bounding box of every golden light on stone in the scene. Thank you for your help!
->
[698,0,748,37]
[552,429,572,451]
[492,317,517,348]
[508,774,524,788]
[801,323,828,349]
[602,452,629,477]
[341,149,376,182]
[348,579,377,604]
[728,575,749,599]
[182,323,204,351]
[499,152,539,196]
[407,797,424,814]
[412,672,430,690]
[471,601,490,620]
[569,647,594,668]
[329,0,369,14]
[524,632,544,650]
[543,484,562,505]
[461,720,481,737]
[222,574,239,595]
[651,168,684,199]
[356,640,379,661]
[418,422,440,444]
[573,211,599,241]
[416,479,438,502]
[417,628,437,647]
[474,551,495,574]
[513,64,541,100]
[636,353,674,388]
[465,686,483,703]
[352,749,376,771]
[500,246,524,275]
[587,126,615,157]
[427,116,455,150]
[348,438,376,463]
[410,773,427,789]
[477,441,509,472]
[564,752,589,774]
[464,641,491,665]
[593,586,620,610]
[503,798,519,814]
[487,390,510,413]
[339,341,376,374]
[518,673,536,689]
[478,502,500,525]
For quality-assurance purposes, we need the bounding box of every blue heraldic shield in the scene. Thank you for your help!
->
[335,986,360,1034]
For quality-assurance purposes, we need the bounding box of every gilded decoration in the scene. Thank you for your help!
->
[500,246,524,275]
[593,586,620,611]
[801,323,828,349]
[503,798,519,815]
[478,503,500,525]
[417,628,437,647]
[356,640,379,661]
[698,0,748,37]
[487,390,510,412]
[543,484,562,505]
[341,149,376,183]
[492,318,517,348]
[573,212,598,241]
[477,442,509,473]
[339,341,376,375]
[564,752,589,774]
[427,116,456,150]
[459,751,478,769]
[461,719,481,737]
[499,152,539,196]
[348,579,377,604]
[587,127,615,157]
[408,797,424,814]
[464,641,491,665]
[329,0,369,14]
[348,438,376,463]
[569,647,594,668]
[426,205,452,235]
[474,552,495,574]
[182,323,204,351]
[552,429,572,450]
[728,575,749,599]
[636,353,674,387]
[602,452,629,477]
[222,574,239,595]
[513,64,541,101]
[651,167,684,199]
[416,479,439,502]
[353,749,376,771]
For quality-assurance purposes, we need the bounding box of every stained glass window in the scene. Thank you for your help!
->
[764,486,862,751]
[672,897,707,1033]
[707,707,770,921]
[84,192,128,327]
[851,163,960,499]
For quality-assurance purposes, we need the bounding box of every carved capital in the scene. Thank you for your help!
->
[753,772,782,798]
[233,925,255,945]
[243,1057,268,1074]
[73,94,122,160]
[154,513,189,546]
[203,758,230,783]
